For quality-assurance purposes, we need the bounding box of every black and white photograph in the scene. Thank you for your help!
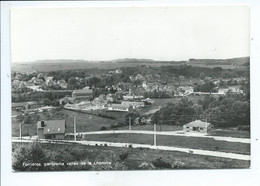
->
[9,5,251,172]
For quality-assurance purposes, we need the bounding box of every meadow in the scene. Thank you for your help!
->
[83,133,250,155]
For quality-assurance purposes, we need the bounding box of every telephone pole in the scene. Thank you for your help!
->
[19,121,24,139]
[129,117,131,130]
[74,115,77,141]
[154,123,156,146]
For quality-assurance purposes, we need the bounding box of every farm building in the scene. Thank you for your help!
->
[37,120,66,140]
[183,120,213,133]
[107,104,133,112]
[72,88,93,100]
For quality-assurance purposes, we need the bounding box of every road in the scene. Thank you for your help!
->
[12,138,250,161]
[66,130,250,144]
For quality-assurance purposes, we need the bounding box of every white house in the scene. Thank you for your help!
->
[183,120,214,134]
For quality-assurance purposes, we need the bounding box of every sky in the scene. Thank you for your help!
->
[11,6,249,63]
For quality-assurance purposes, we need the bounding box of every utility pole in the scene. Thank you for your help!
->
[74,115,77,141]
[154,123,156,146]
[19,121,24,139]
[129,117,131,130]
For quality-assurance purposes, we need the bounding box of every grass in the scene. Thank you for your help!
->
[83,133,250,155]
[117,124,183,131]
[12,142,250,171]
[208,130,250,139]
[104,111,127,122]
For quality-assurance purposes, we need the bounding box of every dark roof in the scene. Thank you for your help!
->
[37,120,66,134]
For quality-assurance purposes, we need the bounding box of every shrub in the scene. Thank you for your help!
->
[152,157,172,169]
[172,161,185,169]
[138,162,155,170]
[100,126,107,131]
[119,152,128,161]
[104,144,107,147]
[128,145,133,148]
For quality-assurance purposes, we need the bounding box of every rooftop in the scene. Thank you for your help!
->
[37,120,66,134]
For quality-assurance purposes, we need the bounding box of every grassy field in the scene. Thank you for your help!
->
[208,130,250,139]
[12,109,116,137]
[12,142,250,171]
[83,133,250,155]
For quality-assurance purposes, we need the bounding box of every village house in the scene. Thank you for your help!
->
[37,120,66,140]
[107,104,133,112]
[115,69,122,74]
[183,120,214,134]
[106,93,117,102]
[135,74,145,81]
[123,95,144,101]
[121,101,145,109]
[57,79,68,89]
[228,86,244,94]
[218,88,229,95]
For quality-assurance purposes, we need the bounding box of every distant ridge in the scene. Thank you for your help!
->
[12,56,249,65]
[188,57,249,66]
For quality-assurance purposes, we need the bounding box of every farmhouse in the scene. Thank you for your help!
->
[107,104,133,112]
[37,120,66,140]
[183,120,213,133]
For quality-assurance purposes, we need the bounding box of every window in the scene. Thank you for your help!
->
[200,127,204,130]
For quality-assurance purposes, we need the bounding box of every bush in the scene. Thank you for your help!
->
[100,126,107,131]
[152,157,172,169]
[119,152,128,161]
[138,162,155,170]
[128,145,133,148]
[172,161,185,169]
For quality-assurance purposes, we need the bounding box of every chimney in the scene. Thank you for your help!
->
[41,120,45,127]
